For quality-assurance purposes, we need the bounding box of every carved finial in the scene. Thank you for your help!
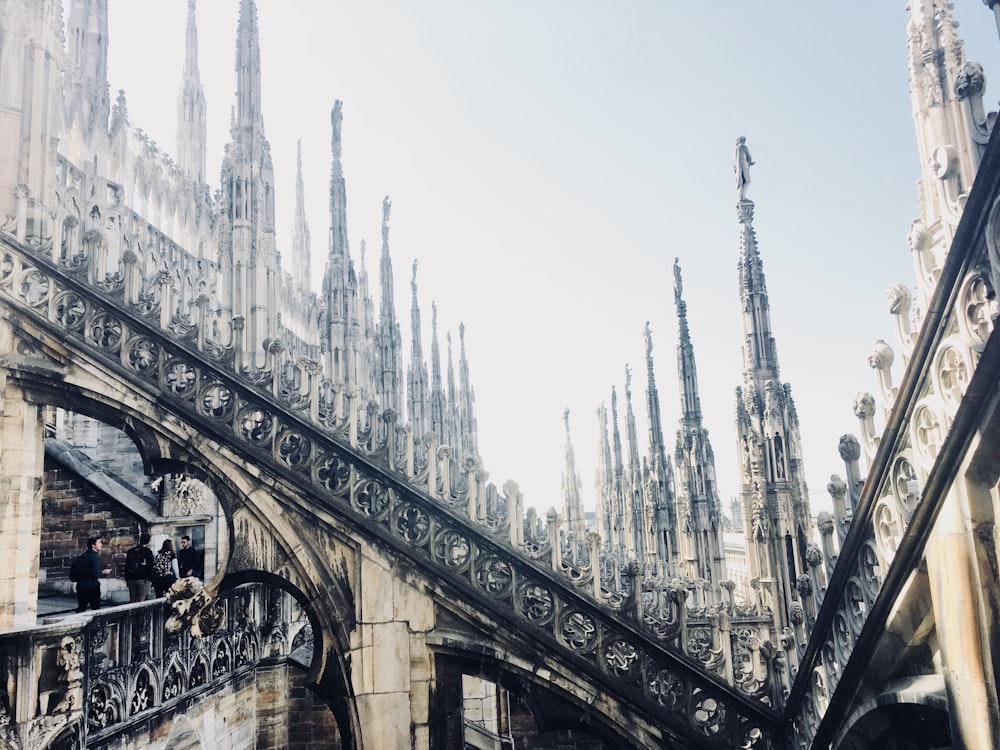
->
[735,136,754,202]
[411,259,418,293]
[563,408,570,432]
[673,257,683,301]
[643,321,653,359]
[625,364,632,395]
[382,195,391,224]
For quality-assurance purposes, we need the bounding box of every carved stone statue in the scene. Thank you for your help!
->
[734,136,754,202]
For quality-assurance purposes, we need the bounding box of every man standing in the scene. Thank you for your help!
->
[124,532,154,603]
[74,537,111,612]
[177,535,204,579]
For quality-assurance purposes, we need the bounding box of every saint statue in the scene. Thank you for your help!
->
[734,136,754,202]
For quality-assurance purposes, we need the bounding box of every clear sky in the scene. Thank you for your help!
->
[105,2,1000,518]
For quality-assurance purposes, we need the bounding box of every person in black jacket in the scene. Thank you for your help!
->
[177,535,204,579]
[124,532,155,603]
[75,537,111,612]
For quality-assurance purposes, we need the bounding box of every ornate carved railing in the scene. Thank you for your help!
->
[0,202,781,747]
[0,583,301,749]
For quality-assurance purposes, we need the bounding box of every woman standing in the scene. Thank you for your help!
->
[151,539,179,597]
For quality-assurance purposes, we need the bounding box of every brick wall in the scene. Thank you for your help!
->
[40,457,146,590]
[507,694,608,750]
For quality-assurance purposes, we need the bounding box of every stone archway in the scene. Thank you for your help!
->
[3,361,362,748]
[836,682,953,750]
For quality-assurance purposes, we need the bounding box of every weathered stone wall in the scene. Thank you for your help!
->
[81,659,339,749]
[59,413,152,495]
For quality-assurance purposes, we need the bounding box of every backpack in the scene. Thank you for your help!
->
[124,546,150,579]
[69,553,87,583]
[153,552,173,579]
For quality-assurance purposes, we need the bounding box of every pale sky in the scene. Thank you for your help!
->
[105,2,1000,518]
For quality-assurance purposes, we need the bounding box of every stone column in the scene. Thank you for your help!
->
[925,481,1000,748]
[0,366,46,629]
[351,546,436,749]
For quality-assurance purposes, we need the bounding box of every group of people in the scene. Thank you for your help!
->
[74,533,204,612]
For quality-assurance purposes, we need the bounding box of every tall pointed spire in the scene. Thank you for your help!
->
[217,0,277,368]
[430,304,446,438]
[595,403,616,554]
[735,138,779,384]
[234,0,264,133]
[291,141,312,289]
[457,324,478,459]
[65,0,110,140]
[177,0,207,184]
[623,365,648,560]
[674,262,702,422]
[643,322,677,567]
[328,101,348,263]
[374,196,403,416]
[561,409,587,564]
[731,141,811,628]
[672,260,725,588]
[407,261,430,442]
[320,101,360,385]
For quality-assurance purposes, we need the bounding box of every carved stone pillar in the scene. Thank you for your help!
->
[0,364,46,629]
[925,481,1000,747]
[352,547,435,749]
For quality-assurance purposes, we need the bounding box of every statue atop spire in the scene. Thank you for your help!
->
[382,196,392,240]
[734,136,754,202]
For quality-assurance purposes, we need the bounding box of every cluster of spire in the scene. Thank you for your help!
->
[60,0,818,622]
[562,138,810,626]
[98,0,483,468]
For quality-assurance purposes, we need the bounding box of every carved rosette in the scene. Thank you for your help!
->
[314,453,352,496]
[239,406,274,446]
[161,358,197,398]
[602,638,639,679]
[858,541,883,603]
[432,529,471,571]
[123,336,160,376]
[911,399,946,466]
[53,291,87,331]
[353,479,391,520]
[198,382,234,421]
[474,556,513,598]
[18,268,49,308]
[956,268,994,352]
[556,610,598,653]
[890,454,920,520]
[931,339,972,412]
[648,666,686,711]
[690,691,729,737]
[392,504,432,545]
[516,582,554,625]
[873,494,904,564]
[276,429,311,469]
